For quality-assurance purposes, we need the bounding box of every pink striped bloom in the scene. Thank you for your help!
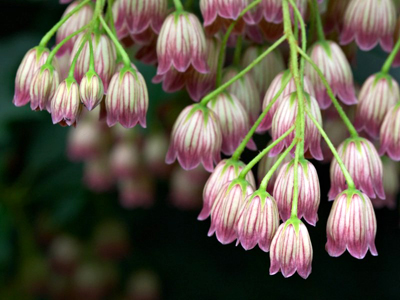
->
[199,159,256,221]
[355,73,399,139]
[70,34,116,91]
[340,0,396,51]
[270,219,313,279]
[208,178,255,245]
[223,68,260,124]
[326,190,378,259]
[105,66,148,129]
[329,138,385,200]
[166,104,222,172]
[30,64,60,112]
[241,46,285,97]
[207,92,256,155]
[380,103,400,160]
[273,159,320,226]
[305,41,357,109]
[51,78,82,126]
[56,2,93,57]
[270,93,323,160]
[156,12,209,75]
[13,47,49,107]
[261,0,307,24]
[79,71,104,111]
[236,190,279,252]
[152,67,186,93]
[258,70,315,132]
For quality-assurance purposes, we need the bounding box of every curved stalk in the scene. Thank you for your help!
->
[381,37,400,74]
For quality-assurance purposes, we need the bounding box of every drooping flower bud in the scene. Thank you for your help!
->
[156,11,209,75]
[273,159,320,226]
[305,40,357,109]
[270,219,313,279]
[105,66,148,128]
[241,45,285,97]
[261,0,307,24]
[125,0,167,35]
[30,64,60,112]
[56,2,94,56]
[355,73,399,139]
[326,189,377,259]
[223,68,260,124]
[79,71,104,111]
[257,70,315,132]
[200,159,256,221]
[236,190,279,252]
[143,133,171,177]
[166,104,222,172]
[340,0,396,51]
[209,178,255,244]
[207,92,255,155]
[13,47,49,107]
[380,103,400,160]
[118,175,155,209]
[51,77,82,126]
[329,138,385,200]
[71,33,116,90]
[270,92,323,160]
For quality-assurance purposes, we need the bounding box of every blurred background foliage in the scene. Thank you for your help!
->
[0,0,400,299]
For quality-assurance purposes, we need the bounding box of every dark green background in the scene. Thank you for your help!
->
[0,0,400,299]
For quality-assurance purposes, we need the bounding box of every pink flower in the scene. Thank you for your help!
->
[110,139,140,179]
[340,0,396,51]
[241,45,285,97]
[166,104,222,172]
[207,92,256,155]
[223,68,260,124]
[156,12,209,75]
[79,71,104,111]
[270,219,313,279]
[236,190,279,251]
[29,64,59,112]
[261,0,307,24]
[200,159,255,221]
[13,47,49,107]
[119,175,155,209]
[51,78,82,126]
[105,66,148,129]
[379,103,400,160]
[56,2,93,57]
[355,73,399,139]
[270,93,323,160]
[208,178,255,245]
[326,189,378,259]
[305,41,357,109]
[273,159,320,226]
[329,138,385,200]
[257,70,315,132]
[83,156,114,193]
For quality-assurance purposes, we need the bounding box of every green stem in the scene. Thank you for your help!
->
[201,35,286,106]
[238,126,295,179]
[47,23,91,64]
[107,0,118,37]
[312,0,325,41]
[88,34,95,71]
[173,0,184,11]
[382,37,400,73]
[68,34,89,78]
[283,0,305,219]
[297,46,359,138]
[260,139,297,190]
[99,15,131,67]
[215,0,262,87]
[233,36,243,66]
[232,73,291,161]
[39,0,91,47]
[306,108,355,189]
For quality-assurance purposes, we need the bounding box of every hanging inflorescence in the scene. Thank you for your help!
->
[12,0,400,279]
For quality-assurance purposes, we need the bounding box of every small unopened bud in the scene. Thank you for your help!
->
[80,71,104,111]
[30,64,59,112]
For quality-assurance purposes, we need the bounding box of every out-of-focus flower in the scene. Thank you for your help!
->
[118,174,155,209]
[329,138,385,200]
[326,189,378,259]
[380,103,400,160]
[110,138,140,178]
[49,235,81,276]
[143,133,171,177]
[355,73,399,139]
[305,40,357,109]
[83,155,114,192]
[126,270,161,300]
[261,0,307,24]
[270,93,323,160]
[166,104,222,172]
[270,219,313,279]
[340,0,396,51]
[371,157,399,209]
[273,159,320,226]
